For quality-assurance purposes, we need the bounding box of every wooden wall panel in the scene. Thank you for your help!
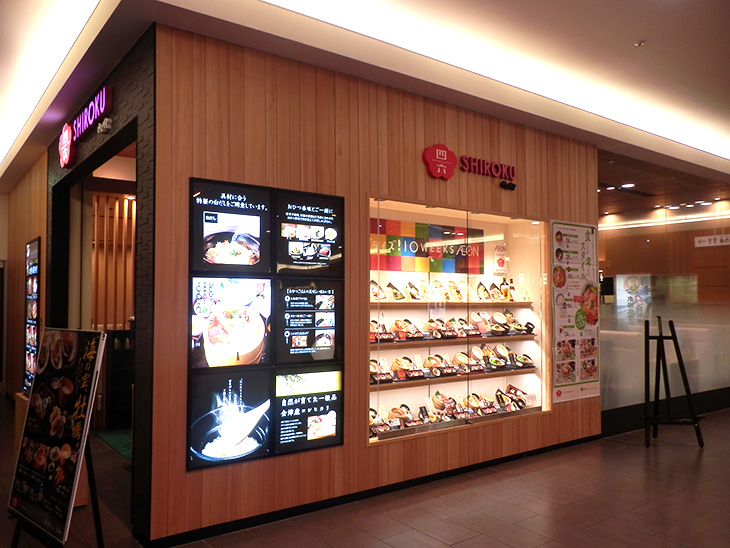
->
[5,153,48,396]
[152,26,600,540]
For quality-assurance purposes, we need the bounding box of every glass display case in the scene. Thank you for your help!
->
[368,199,547,440]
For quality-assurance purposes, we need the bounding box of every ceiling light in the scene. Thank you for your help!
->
[260,1,730,161]
[606,186,616,191]
[700,202,712,206]
[686,204,694,208]
[0,0,102,170]
[634,40,645,47]
[620,183,635,189]
[668,206,680,210]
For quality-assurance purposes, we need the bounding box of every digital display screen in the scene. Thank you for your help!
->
[190,179,271,274]
[187,368,271,470]
[273,367,343,454]
[190,277,272,368]
[276,191,343,276]
[274,279,343,364]
[24,238,41,395]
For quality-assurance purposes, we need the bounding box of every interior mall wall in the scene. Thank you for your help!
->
[599,223,730,303]
[1,193,6,391]
[150,25,600,542]
[3,154,47,397]
[0,194,8,260]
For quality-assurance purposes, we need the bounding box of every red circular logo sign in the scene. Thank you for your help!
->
[422,144,457,180]
[59,123,74,168]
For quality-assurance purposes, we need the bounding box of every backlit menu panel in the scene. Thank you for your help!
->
[275,279,343,364]
[187,179,345,469]
[23,238,41,394]
[276,190,343,276]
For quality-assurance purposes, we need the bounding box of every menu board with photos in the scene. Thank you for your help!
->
[190,182,271,275]
[551,222,599,402]
[23,237,41,394]
[187,178,344,470]
[9,329,106,543]
[276,190,343,276]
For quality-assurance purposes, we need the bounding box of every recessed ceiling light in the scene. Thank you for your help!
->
[596,189,601,193]
[603,211,609,215]
[620,183,635,189]
[668,206,680,210]
[700,202,712,206]
[654,205,661,208]
[606,186,615,191]
[634,40,645,47]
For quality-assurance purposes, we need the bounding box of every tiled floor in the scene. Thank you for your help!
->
[2,394,729,547]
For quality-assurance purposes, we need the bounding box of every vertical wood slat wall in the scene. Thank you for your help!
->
[5,154,48,396]
[154,26,600,540]
[91,193,135,331]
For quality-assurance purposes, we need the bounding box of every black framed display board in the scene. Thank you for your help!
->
[23,237,41,394]
[8,329,107,544]
[187,178,344,470]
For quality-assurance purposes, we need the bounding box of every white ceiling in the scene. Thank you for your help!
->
[2,0,730,193]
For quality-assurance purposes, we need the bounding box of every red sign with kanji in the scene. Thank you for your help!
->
[422,143,457,180]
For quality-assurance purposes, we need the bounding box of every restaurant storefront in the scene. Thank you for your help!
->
[8,22,674,546]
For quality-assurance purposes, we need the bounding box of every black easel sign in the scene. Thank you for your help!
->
[8,329,106,544]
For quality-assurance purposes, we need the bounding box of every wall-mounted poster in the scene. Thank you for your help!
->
[187,179,345,470]
[274,279,343,364]
[8,329,106,543]
[276,190,344,276]
[190,178,272,274]
[551,222,599,402]
[23,237,41,394]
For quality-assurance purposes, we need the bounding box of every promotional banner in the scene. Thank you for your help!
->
[369,219,484,274]
[551,222,599,402]
[9,329,106,543]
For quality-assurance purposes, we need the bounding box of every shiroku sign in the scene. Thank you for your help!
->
[58,87,112,168]
[422,143,516,182]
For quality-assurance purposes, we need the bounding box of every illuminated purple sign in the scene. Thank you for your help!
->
[58,87,112,168]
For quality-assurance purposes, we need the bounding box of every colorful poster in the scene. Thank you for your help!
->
[8,329,106,543]
[615,274,651,328]
[369,219,484,274]
[551,222,599,402]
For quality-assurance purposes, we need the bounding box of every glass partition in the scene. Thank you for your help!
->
[597,151,730,410]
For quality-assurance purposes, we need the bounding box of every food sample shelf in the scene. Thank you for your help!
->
[369,366,537,391]
[370,300,533,309]
[370,334,537,349]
